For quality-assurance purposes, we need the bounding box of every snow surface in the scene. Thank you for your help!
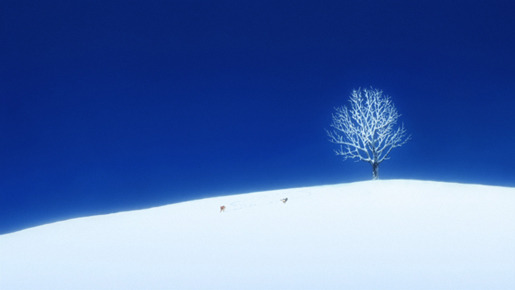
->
[1,180,514,290]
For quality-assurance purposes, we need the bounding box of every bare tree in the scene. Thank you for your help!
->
[327,88,410,179]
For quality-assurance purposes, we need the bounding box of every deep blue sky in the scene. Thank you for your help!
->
[2,0,515,234]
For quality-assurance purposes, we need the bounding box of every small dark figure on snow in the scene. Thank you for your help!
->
[281,198,288,204]
[220,205,226,212]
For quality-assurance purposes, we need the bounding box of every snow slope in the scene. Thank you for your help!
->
[1,180,514,290]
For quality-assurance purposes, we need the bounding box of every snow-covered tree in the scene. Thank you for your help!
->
[327,88,410,179]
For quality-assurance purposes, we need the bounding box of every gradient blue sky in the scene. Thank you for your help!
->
[2,0,515,234]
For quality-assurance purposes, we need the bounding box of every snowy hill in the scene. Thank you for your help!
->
[1,180,514,290]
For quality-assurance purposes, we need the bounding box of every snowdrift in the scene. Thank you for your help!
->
[1,180,514,289]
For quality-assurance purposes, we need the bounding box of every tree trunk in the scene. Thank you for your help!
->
[372,162,379,180]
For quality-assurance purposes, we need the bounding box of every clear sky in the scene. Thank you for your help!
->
[2,0,515,234]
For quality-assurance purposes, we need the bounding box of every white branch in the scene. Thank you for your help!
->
[327,88,410,174]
